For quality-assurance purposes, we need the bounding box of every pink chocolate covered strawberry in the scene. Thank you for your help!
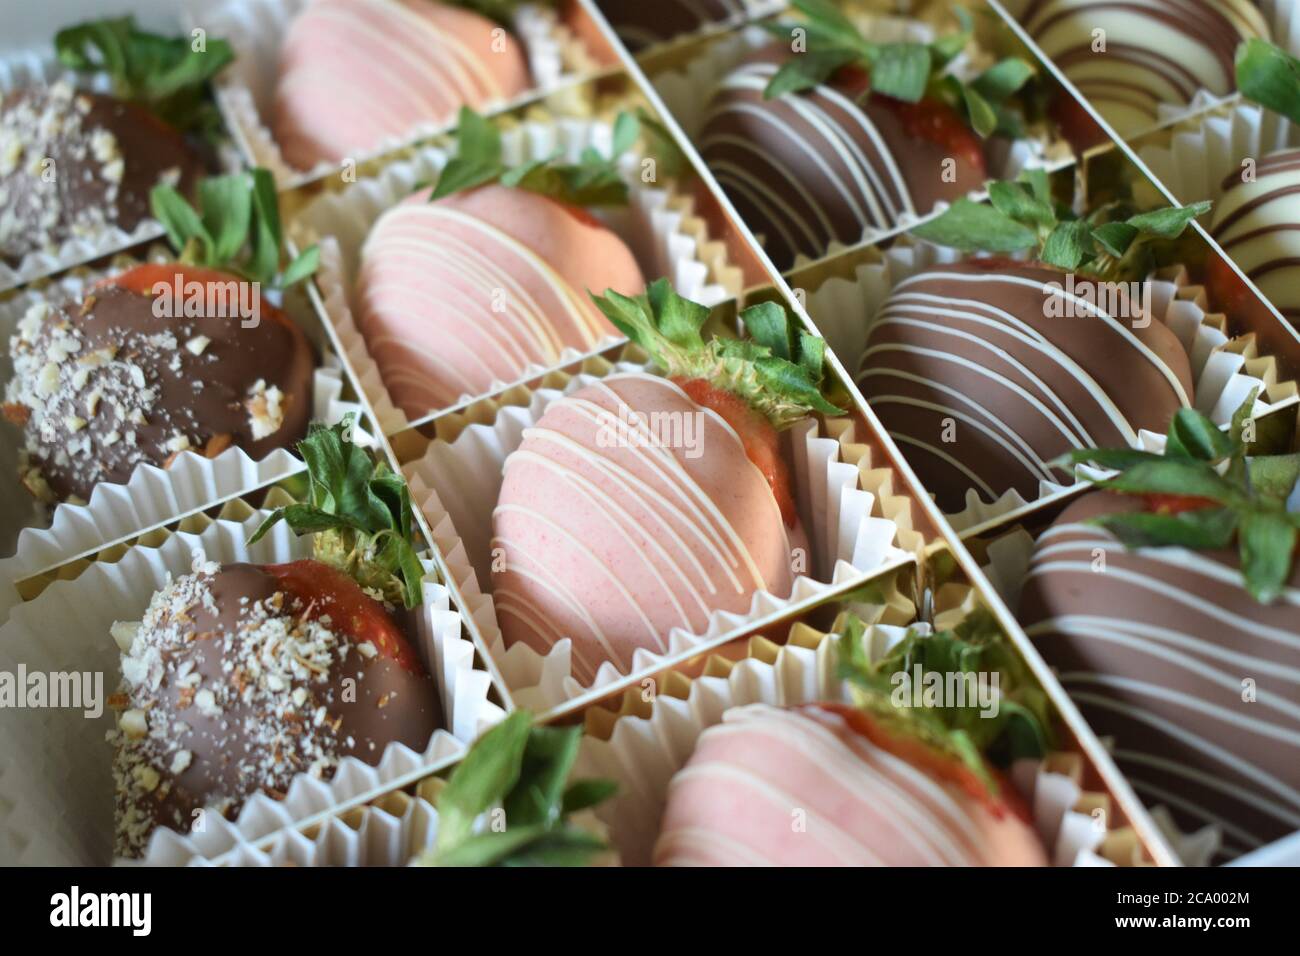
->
[490,280,844,683]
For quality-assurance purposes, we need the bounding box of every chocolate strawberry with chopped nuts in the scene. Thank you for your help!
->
[2,168,319,503]
[0,16,233,265]
[111,416,440,858]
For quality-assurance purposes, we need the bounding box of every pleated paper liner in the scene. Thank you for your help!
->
[573,601,1150,867]
[211,773,616,866]
[0,491,503,866]
[0,51,242,292]
[393,342,927,712]
[290,111,743,435]
[967,522,1300,867]
[801,239,1297,534]
[1138,100,1300,210]
[650,20,1070,270]
[0,245,366,613]
[188,0,604,188]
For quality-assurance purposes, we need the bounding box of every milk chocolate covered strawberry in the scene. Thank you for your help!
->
[110,417,439,857]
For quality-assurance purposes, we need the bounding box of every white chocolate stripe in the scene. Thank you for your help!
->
[1064,687,1300,817]
[714,76,889,227]
[544,393,763,588]
[1028,614,1300,683]
[502,448,708,625]
[861,344,1099,446]
[738,711,988,864]
[524,421,740,595]
[889,433,999,500]
[666,762,888,864]
[492,506,663,661]
[872,310,1126,444]
[894,270,1191,407]
[870,395,1056,481]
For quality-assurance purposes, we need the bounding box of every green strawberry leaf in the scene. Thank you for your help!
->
[55,16,233,137]
[987,180,1054,228]
[431,107,634,207]
[249,415,425,607]
[1236,37,1300,127]
[1091,221,1139,258]
[152,168,316,288]
[1091,507,1239,550]
[1239,510,1298,603]
[1125,201,1211,238]
[764,48,859,98]
[594,280,844,427]
[419,710,616,867]
[869,42,932,103]
[910,198,1039,252]
[1166,407,1237,461]
[1069,391,1299,603]
[1039,219,1094,270]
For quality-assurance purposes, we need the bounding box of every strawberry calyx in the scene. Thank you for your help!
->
[429,106,637,209]
[834,606,1055,817]
[760,3,1034,140]
[149,167,319,291]
[250,415,428,609]
[1062,390,1300,603]
[591,280,845,525]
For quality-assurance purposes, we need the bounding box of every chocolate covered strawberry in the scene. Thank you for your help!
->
[355,107,645,417]
[490,280,843,684]
[654,612,1053,866]
[696,2,1034,268]
[1023,393,1300,860]
[111,417,438,858]
[1,17,232,265]
[858,177,1209,511]
[3,168,319,503]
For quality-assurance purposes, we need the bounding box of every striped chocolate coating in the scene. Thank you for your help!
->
[596,0,743,52]
[697,52,984,269]
[272,0,530,169]
[355,185,642,417]
[856,262,1194,512]
[491,373,796,683]
[654,703,1048,866]
[1019,492,1300,862]
[1023,0,1268,135]
[1210,148,1300,323]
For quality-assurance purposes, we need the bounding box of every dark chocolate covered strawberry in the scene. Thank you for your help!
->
[1022,394,1300,862]
[490,280,843,684]
[696,3,1035,268]
[111,417,439,858]
[0,17,232,265]
[3,168,319,503]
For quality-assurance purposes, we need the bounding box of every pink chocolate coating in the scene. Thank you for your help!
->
[273,0,531,168]
[491,373,796,682]
[355,184,644,416]
[654,704,1049,866]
